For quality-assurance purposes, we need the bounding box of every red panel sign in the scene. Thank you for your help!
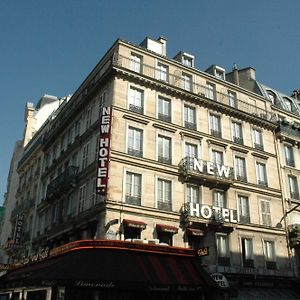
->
[96,107,112,194]
[14,214,24,245]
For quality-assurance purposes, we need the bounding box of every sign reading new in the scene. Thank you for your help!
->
[96,107,112,194]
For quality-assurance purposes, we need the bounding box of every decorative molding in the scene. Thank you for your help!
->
[152,123,177,133]
[123,114,149,125]
[230,146,249,154]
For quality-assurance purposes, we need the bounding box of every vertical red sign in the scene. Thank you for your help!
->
[96,107,112,194]
[14,214,24,245]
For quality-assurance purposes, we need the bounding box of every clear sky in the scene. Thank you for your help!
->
[1,0,299,203]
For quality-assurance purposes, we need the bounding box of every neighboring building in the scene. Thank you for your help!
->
[1,95,66,261]
[3,37,300,298]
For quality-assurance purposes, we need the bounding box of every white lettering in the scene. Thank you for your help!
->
[230,210,238,223]
[207,162,214,175]
[98,168,107,177]
[200,205,212,219]
[222,208,230,222]
[217,165,230,178]
[99,138,109,148]
[193,158,204,173]
[101,115,110,124]
[98,157,108,167]
[102,107,111,116]
[97,178,105,188]
[99,148,108,157]
[189,203,200,217]
[101,124,110,133]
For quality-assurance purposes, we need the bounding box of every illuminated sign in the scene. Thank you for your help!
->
[187,202,238,224]
[96,107,112,194]
[197,247,209,257]
[14,214,25,245]
[211,273,230,288]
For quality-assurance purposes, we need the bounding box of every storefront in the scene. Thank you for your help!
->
[0,240,222,300]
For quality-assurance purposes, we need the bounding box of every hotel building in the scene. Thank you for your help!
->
[4,36,299,297]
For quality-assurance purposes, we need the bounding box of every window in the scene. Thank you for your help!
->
[252,128,264,150]
[232,121,243,144]
[241,238,254,268]
[95,135,100,161]
[157,96,171,122]
[228,91,237,108]
[213,191,226,208]
[206,83,216,100]
[216,234,230,266]
[215,69,225,80]
[78,184,87,213]
[86,107,92,130]
[288,175,299,200]
[130,53,142,73]
[128,87,144,114]
[157,179,172,211]
[184,105,196,130]
[181,73,192,91]
[157,231,173,246]
[284,97,292,111]
[256,162,268,186]
[182,55,193,67]
[211,150,223,165]
[284,144,295,167]
[75,119,81,138]
[260,199,271,226]
[210,114,221,137]
[264,240,276,269]
[98,91,107,118]
[238,195,250,223]
[81,143,89,170]
[186,184,200,204]
[125,172,142,206]
[156,62,168,82]
[158,135,171,164]
[235,156,247,182]
[185,142,198,158]
[127,127,143,157]
[267,91,276,104]
[124,226,141,240]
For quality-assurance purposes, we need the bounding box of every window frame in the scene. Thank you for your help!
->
[125,171,142,206]
[127,126,144,157]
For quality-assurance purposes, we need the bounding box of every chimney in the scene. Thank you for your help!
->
[233,63,239,86]
[291,90,300,100]
[157,36,167,56]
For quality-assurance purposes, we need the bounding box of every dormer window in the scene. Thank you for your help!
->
[174,52,195,68]
[215,68,225,80]
[267,91,276,104]
[284,97,292,111]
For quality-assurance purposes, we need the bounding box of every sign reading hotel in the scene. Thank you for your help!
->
[188,202,238,224]
[14,214,25,245]
[96,107,112,194]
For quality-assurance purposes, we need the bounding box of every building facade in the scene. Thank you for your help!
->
[3,36,300,297]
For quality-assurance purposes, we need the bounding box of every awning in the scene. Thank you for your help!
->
[156,224,178,234]
[236,288,300,299]
[0,240,219,293]
[186,228,205,236]
[123,219,146,229]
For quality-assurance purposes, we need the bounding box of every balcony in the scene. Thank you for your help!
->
[125,195,141,206]
[290,192,300,200]
[254,143,264,151]
[179,157,234,190]
[129,104,143,114]
[236,175,248,183]
[184,121,197,131]
[46,166,79,202]
[127,147,143,158]
[158,113,171,123]
[211,129,222,138]
[218,256,230,266]
[158,156,171,165]
[233,136,244,145]
[157,201,172,211]
[243,259,254,268]
[258,180,268,187]
[114,54,275,124]
[239,215,250,224]
[286,158,295,167]
[266,261,277,270]
[11,198,35,219]
[289,224,300,247]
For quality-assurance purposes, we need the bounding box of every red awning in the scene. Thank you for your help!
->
[123,219,147,229]
[186,228,205,236]
[156,224,178,234]
[0,240,219,293]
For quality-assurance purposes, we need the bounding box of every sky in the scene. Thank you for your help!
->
[1,0,300,203]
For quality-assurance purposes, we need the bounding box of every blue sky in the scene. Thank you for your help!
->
[1,0,299,203]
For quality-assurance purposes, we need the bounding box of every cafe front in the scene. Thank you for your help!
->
[0,240,222,300]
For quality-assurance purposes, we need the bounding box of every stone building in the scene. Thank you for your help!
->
[3,36,300,298]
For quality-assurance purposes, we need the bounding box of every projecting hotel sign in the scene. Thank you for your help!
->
[187,202,238,224]
[96,107,112,194]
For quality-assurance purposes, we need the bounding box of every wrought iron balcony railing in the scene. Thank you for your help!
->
[157,200,172,211]
[46,166,79,202]
[114,54,276,123]
[125,195,141,206]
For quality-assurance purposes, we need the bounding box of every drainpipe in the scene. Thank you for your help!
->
[273,132,295,276]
